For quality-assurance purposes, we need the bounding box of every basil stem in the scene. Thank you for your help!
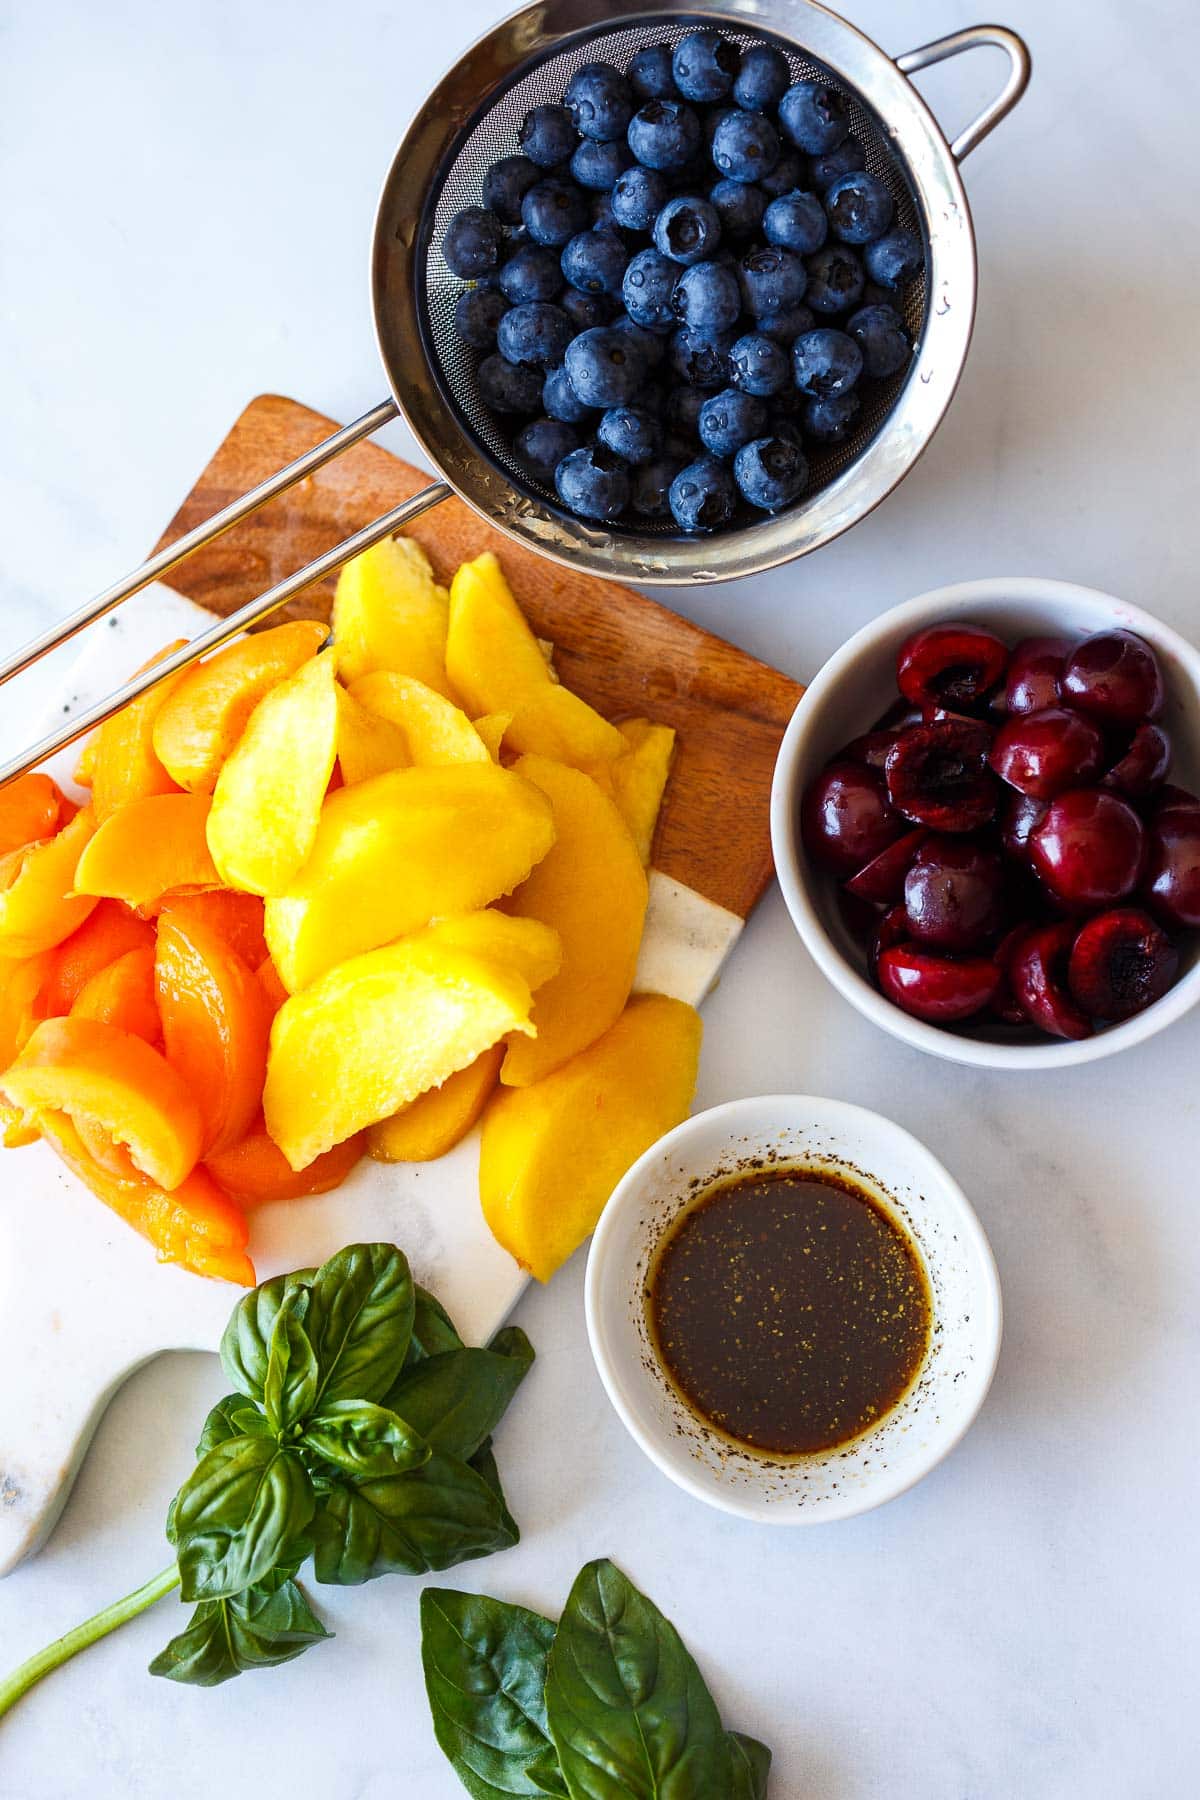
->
[0,1563,180,1720]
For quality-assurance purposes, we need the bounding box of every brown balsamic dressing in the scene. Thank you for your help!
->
[647,1166,931,1457]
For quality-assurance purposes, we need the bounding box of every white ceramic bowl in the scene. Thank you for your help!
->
[771,578,1200,1069]
[585,1095,1001,1524]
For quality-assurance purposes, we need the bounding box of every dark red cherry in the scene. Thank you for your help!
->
[1066,907,1179,1021]
[990,923,1035,1024]
[801,760,903,876]
[875,943,1000,1022]
[989,707,1104,800]
[999,790,1048,861]
[869,903,909,979]
[840,727,904,773]
[903,835,1004,951]
[1147,783,1200,823]
[884,720,997,832]
[1061,629,1164,727]
[1004,635,1070,715]
[837,886,884,947]
[845,827,928,903]
[1007,921,1092,1039]
[896,623,1009,712]
[1142,810,1200,929]
[1102,723,1171,799]
[1028,788,1145,910]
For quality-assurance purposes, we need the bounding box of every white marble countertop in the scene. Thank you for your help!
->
[3,1,1199,1793]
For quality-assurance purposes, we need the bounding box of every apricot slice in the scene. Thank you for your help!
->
[264,928,542,1169]
[610,719,675,865]
[205,1116,364,1204]
[481,993,702,1281]
[367,1044,503,1164]
[70,944,161,1043]
[74,793,220,910]
[0,807,98,958]
[90,641,188,820]
[2,1016,203,1190]
[157,890,267,969]
[0,773,69,856]
[156,912,271,1156]
[38,898,155,1016]
[333,535,455,697]
[501,756,647,1086]
[336,686,410,786]
[264,762,556,993]
[348,672,490,767]
[206,651,339,894]
[152,620,328,793]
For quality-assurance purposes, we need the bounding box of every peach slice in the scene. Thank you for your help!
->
[74,793,219,911]
[90,641,188,820]
[0,807,98,958]
[332,535,456,697]
[0,773,70,856]
[609,719,675,866]
[205,1116,364,1204]
[368,1045,504,1164]
[156,912,271,1156]
[70,944,161,1043]
[38,898,156,1016]
[335,685,410,786]
[348,672,490,767]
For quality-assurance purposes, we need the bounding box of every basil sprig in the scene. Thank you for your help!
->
[422,1560,773,1800]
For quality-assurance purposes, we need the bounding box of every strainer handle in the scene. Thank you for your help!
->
[896,25,1031,162]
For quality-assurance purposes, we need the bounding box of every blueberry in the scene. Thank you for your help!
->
[499,242,563,304]
[733,44,790,113]
[454,286,510,349]
[477,354,544,414]
[667,325,733,390]
[669,455,738,530]
[759,149,806,197]
[518,104,579,168]
[555,444,631,520]
[611,314,668,369]
[698,387,769,458]
[711,109,781,184]
[442,206,503,279]
[805,243,865,315]
[622,247,678,328]
[632,453,687,517]
[611,165,670,231]
[737,245,807,316]
[565,62,634,143]
[734,434,809,509]
[627,99,702,172]
[483,155,541,224]
[702,104,737,148]
[521,178,591,247]
[846,303,911,378]
[764,188,827,254]
[570,138,633,191]
[754,301,815,344]
[803,389,861,443]
[515,416,581,480]
[673,261,741,332]
[864,228,923,290]
[778,80,850,154]
[559,288,616,334]
[825,170,895,245]
[628,42,677,101]
[590,192,621,233]
[808,135,867,191]
[653,195,721,265]
[709,177,766,241]
[729,331,789,397]
[666,384,707,438]
[672,30,739,103]
[497,302,573,369]
[564,325,646,407]
[561,229,628,295]
[598,405,663,466]
[791,326,863,397]
[543,363,596,423]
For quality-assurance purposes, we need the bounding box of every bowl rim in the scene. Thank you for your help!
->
[770,576,1200,1069]
[584,1093,1003,1524]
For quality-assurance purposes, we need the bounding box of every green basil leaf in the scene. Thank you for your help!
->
[469,1439,502,1498]
[263,1289,320,1435]
[174,1436,315,1603]
[421,1588,567,1800]
[148,1571,331,1688]
[311,1448,518,1585]
[220,1268,315,1403]
[382,1330,534,1462]
[406,1285,465,1364]
[303,1243,415,1406]
[302,1400,430,1479]
[729,1732,772,1799]
[545,1559,733,1800]
[196,1393,270,1458]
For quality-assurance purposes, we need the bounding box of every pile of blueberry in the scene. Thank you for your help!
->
[440,30,923,532]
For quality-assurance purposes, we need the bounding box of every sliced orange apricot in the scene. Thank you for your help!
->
[0,950,54,1066]
[38,898,156,1017]
[74,793,219,911]
[90,641,188,820]
[205,1116,363,1205]
[367,1044,503,1164]
[156,912,270,1156]
[0,773,69,855]
[151,620,328,793]
[0,807,98,958]
[2,1016,203,1190]
[70,944,160,1043]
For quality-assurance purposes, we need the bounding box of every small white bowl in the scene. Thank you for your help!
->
[771,578,1200,1069]
[585,1095,1001,1525]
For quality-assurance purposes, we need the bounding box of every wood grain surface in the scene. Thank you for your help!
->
[153,394,804,918]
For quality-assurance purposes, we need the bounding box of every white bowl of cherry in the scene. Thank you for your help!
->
[771,577,1200,1068]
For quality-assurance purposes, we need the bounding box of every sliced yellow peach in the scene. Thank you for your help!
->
[610,719,676,865]
[206,651,339,895]
[0,808,98,958]
[348,672,489,767]
[506,685,626,767]
[501,755,647,1087]
[335,686,410,785]
[428,910,562,993]
[332,535,455,697]
[481,994,702,1281]
[74,794,219,911]
[263,762,556,993]
[367,1043,503,1164]
[473,712,512,762]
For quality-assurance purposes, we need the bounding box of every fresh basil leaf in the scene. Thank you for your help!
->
[420,1588,567,1800]
[469,1439,502,1498]
[406,1285,465,1364]
[302,1400,430,1479]
[545,1559,733,1800]
[311,1448,518,1585]
[303,1243,415,1407]
[729,1732,772,1798]
[263,1290,319,1435]
[220,1268,315,1403]
[174,1436,315,1603]
[196,1393,270,1458]
[382,1331,533,1462]
[149,1571,331,1687]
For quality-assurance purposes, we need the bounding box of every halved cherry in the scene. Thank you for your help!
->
[999,790,1048,861]
[989,707,1104,800]
[869,904,910,980]
[846,827,928,904]
[801,760,903,877]
[1142,810,1200,929]
[903,835,1004,951]
[1004,636,1071,715]
[884,720,997,832]
[1103,722,1170,799]
[1006,920,1092,1039]
[896,623,1009,711]
[875,942,1000,1023]
[1066,908,1179,1021]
